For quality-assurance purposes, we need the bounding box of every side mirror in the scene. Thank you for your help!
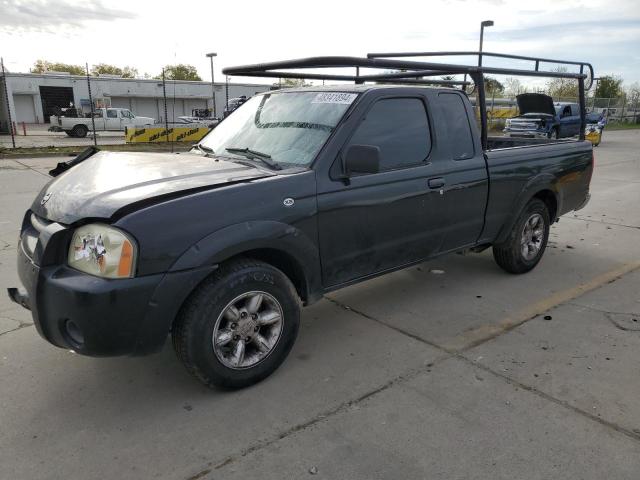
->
[343,144,381,176]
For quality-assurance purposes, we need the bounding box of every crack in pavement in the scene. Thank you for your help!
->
[567,302,639,317]
[566,303,640,331]
[202,359,444,476]
[11,158,54,179]
[197,266,640,478]
[456,355,640,444]
[0,322,34,337]
[566,215,640,230]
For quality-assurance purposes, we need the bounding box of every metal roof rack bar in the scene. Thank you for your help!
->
[222,51,592,149]
[223,55,590,85]
[366,51,594,89]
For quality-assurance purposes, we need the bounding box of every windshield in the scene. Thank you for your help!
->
[199,91,357,167]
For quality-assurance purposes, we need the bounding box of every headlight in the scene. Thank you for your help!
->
[68,224,136,278]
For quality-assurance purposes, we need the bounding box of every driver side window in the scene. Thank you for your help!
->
[346,97,432,172]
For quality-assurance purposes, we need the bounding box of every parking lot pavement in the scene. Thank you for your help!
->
[0,130,639,479]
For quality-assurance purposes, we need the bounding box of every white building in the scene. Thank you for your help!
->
[0,72,270,131]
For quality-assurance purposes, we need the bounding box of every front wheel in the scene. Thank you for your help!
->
[493,198,550,274]
[173,258,301,389]
[548,128,559,140]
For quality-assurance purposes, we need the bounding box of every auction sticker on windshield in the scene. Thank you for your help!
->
[311,92,358,104]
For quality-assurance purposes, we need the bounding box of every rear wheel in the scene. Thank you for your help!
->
[72,124,88,138]
[173,258,301,389]
[493,198,550,274]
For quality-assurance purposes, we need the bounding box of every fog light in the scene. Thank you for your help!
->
[65,320,84,346]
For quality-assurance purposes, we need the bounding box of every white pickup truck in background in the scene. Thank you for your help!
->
[49,108,155,137]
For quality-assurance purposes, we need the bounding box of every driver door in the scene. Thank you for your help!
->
[105,109,120,130]
[317,94,446,287]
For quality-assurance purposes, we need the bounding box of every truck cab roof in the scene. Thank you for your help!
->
[264,84,452,95]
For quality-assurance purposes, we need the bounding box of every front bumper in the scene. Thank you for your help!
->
[503,129,549,139]
[9,216,215,356]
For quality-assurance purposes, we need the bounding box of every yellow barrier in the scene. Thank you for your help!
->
[125,126,211,143]
[585,129,602,146]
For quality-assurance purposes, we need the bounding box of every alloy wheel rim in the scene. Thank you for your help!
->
[212,291,284,370]
[521,213,545,261]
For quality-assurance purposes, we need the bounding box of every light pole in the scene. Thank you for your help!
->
[478,20,494,67]
[206,52,217,118]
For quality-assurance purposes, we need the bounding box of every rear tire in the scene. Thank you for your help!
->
[493,198,550,274]
[72,124,88,138]
[173,258,301,389]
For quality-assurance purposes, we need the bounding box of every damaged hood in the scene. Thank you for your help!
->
[32,151,274,224]
[516,93,557,116]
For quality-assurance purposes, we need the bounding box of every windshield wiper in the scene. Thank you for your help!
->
[225,147,281,170]
[194,144,214,154]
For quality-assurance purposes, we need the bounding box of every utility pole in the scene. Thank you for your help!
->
[86,63,97,147]
[206,52,217,118]
[478,20,494,67]
[162,69,169,145]
[1,57,16,148]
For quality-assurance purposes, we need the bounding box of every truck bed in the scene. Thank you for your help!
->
[480,139,593,244]
[487,136,576,150]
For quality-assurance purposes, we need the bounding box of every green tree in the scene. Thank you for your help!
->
[158,64,202,81]
[546,67,578,99]
[32,59,84,75]
[91,63,139,78]
[484,76,504,96]
[595,75,623,99]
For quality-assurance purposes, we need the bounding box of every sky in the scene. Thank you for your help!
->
[1,0,639,90]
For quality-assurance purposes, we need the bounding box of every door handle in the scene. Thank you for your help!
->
[428,177,445,189]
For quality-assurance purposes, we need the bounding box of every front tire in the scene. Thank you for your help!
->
[548,128,559,140]
[493,198,550,274]
[173,258,301,389]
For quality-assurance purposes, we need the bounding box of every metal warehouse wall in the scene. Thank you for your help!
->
[1,73,270,125]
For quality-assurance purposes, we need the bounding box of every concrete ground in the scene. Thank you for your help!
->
[0,130,639,479]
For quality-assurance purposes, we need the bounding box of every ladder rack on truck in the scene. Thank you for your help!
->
[222,51,594,150]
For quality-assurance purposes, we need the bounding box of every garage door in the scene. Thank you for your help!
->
[13,95,37,123]
[164,99,186,122]
[110,97,132,109]
[131,98,158,122]
[39,86,74,123]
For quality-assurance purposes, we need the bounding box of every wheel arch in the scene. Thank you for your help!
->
[169,221,323,306]
[494,177,559,245]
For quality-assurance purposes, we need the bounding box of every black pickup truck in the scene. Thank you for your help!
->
[8,53,594,388]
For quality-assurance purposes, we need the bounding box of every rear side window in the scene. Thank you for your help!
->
[347,98,431,171]
[107,109,118,118]
[438,93,475,160]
